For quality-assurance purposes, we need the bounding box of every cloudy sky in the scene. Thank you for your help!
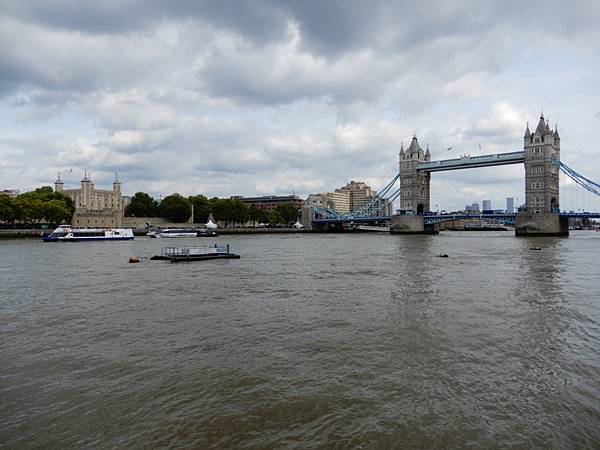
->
[1,0,600,211]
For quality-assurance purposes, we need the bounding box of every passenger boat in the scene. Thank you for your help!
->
[42,225,134,242]
[146,228,217,238]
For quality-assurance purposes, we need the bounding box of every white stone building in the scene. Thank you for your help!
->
[54,172,123,227]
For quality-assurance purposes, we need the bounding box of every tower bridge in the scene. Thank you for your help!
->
[307,113,600,236]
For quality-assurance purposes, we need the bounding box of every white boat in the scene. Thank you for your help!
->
[42,225,134,242]
[146,228,217,238]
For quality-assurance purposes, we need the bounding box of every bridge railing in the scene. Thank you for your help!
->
[423,212,517,225]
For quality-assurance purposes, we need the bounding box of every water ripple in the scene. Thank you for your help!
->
[1,232,599,448]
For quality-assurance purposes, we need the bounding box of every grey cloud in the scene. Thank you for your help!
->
[2,0,288,41]
[5,0,600,51]
[1,1,599,207]
[3,0,599,107]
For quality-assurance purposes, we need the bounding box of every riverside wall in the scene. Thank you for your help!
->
[0,227,308,239]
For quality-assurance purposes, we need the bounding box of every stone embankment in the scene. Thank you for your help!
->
[135,227,308,236]
[0,229,45,239]
[0,228,308,239]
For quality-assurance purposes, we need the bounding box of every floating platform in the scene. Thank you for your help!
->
[151,244,240,263]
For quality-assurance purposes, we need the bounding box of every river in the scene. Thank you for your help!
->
[1,231,599,449]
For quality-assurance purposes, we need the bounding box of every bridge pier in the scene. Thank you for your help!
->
[515,212,568,236]
[390,215,439,234]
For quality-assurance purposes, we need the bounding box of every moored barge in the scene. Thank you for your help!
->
[151,244,239,262]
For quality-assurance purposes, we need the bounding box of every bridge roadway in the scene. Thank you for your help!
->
[416,151,525,172]
[312,211,600,226]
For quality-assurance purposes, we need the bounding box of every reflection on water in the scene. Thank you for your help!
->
[1,232,599,448]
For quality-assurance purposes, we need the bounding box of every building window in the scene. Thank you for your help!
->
[531,166,544,174]
[530,181,544,189]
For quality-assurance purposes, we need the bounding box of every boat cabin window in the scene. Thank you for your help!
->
[72,231,105,237]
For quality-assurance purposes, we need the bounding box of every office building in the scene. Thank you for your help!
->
[506,197,514,213]
[231,195,303,212]
[307,180,392,216]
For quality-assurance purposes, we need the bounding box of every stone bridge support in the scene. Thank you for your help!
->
[390,215,439,234]
[515,213,568,236]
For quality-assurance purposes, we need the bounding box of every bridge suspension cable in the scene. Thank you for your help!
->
[344,173,399,218]
[310,173,400,220]
[552,157,600,197]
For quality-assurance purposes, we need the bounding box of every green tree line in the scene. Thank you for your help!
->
[125,192,300,226]
[0,187,75,226]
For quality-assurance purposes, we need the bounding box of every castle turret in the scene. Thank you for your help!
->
[524,122,531,143]
[54,172,64,192]
[534,113,546,136]
[80,170,93,208]
[544,119,554,144]
[406,134,424,159]
[425,144,431,162]
[113,172,121,192]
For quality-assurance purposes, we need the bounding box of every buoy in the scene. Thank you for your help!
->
[129,256,140,263]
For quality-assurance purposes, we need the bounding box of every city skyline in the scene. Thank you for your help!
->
[1,1,600,212]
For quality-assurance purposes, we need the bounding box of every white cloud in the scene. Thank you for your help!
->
[0,1,599,212]
[464,102,530,141]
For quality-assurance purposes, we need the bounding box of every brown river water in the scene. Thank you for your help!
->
[1,231,599,449]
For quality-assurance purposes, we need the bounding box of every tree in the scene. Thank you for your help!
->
[249,205,267,226]
[43,199,71,224]
[125,192,159,217]
[275,203,300,226]
[13,196,44,224]
[230,200,249,225]
[0,195,15,224]
[3,187,74,226]
[59,193,75,218]
[211,198,234,226]
[210,198,250,227]
[38,186,54,196]
[159,193,192,222]
[188,194,212,224]
[267,210,284,226]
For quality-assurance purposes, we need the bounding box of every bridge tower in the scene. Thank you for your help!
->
[392,135,438,234]
[517,113,568,236]
[523,114,560,213]
[399,135,431,215]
